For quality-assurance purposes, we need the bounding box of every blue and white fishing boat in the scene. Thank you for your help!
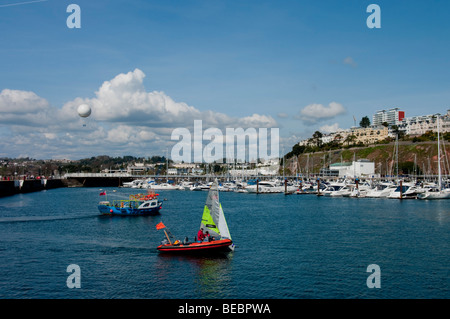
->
[98,191,163,216]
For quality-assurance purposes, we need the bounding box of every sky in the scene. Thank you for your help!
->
[0,0,449,160]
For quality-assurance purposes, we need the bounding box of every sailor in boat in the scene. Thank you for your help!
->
[156,179,234,253]
[197,228,205,242]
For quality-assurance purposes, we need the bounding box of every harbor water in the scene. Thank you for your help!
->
[0,187,449,299]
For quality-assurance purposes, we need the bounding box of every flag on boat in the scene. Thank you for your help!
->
[156,222,165,230]
[99,191,106,196]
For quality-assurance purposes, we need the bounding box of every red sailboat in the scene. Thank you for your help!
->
[156,180,234,254]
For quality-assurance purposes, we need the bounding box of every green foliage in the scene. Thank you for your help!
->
[360,116,371,128]
[398,161,422,176]
[284,128,449,163]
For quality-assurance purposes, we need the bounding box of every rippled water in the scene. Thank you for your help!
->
[0,187,449,299]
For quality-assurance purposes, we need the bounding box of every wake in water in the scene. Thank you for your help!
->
[0,214,99,224]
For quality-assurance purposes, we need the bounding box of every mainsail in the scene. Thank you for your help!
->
[200,180,232,241]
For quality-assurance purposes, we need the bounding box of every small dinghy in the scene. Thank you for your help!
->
[156,179,234,254]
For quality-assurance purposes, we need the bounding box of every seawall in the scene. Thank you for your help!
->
[0,179,67,197]
[0,177,135,197]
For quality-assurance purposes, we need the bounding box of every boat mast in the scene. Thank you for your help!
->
[395,133,399,182]
[437,115,442,191]
[164,230,172,245]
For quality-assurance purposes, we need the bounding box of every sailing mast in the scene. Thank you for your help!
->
[437,115,442,191]
[395,133,399,182]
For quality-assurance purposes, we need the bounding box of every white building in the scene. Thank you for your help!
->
[399,111,450,135]
[372,108,405,126]
[167,168,178,175]
[330,159,375,178]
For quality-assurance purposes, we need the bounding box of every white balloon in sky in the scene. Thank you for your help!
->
[77,104,91,118]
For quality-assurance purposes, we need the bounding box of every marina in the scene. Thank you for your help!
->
[116,174,450,200]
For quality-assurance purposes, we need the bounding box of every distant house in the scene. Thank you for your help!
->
[167,168,178,175]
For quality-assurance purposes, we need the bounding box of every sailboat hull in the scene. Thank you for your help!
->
[157,239,233,253]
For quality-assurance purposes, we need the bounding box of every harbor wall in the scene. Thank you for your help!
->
[64,177,134,187]
[0,179,67,197]
[0,177,137,197]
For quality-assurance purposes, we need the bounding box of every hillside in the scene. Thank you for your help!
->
[284,141,450,177]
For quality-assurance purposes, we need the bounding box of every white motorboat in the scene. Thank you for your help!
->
[190,182,212,191]
[387,183,423,199]
[122,179,143,188]
[149,183,178,190]
[219,182,236,192]
[365,182,397,198]
[321,182,346,196]
[418,187,450,199]
[245,181,283,193]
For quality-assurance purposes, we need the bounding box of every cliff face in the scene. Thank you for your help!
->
[286,142,450,176]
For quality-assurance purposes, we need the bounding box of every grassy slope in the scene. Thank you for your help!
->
[286,141,450,176]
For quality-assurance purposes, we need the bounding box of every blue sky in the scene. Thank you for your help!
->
[0,0,449,160]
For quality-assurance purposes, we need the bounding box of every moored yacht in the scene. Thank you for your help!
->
[387,182,423,199]
[245,180,283,193]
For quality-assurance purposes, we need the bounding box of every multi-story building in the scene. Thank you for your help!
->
[348,126,389,144]
[310,126,389,146]
[296,109,448,149]
[372,108,405,126]
[399,110,450,135]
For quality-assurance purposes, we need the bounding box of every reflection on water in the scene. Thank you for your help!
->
[155,253,234,299]
[194,255,234,298]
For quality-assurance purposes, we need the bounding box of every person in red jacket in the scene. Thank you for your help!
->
[197,228,205,242]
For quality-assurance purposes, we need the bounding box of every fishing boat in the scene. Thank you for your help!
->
[156,179,234,254]
[98,191,163,216]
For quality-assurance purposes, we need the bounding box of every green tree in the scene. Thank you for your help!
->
[344,134,357,146]
[360,116,371,128]
[312,131,323,147]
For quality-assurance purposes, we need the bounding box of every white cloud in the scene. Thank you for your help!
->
[58,68,277,129]
[319,123,343,134]
[0,89,54,126]
[297,102,346,124]
[343,56,357,68]
[0,89,49,113]
[0,69,279,159]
